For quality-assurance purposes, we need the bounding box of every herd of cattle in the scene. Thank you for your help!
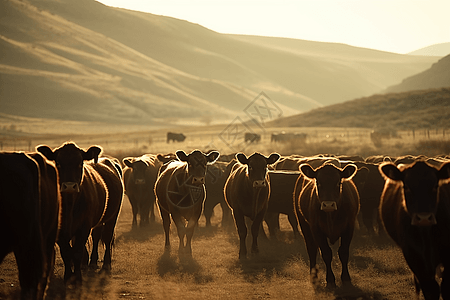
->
[1,142,450,300]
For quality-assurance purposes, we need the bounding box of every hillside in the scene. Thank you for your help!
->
[0,0,440,127]
[271,87,450,130]
[408,42,450,56]
[386,54,450,93]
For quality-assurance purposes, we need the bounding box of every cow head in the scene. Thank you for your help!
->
[176,149,220,186]
[236,152,280,188]
[301,163,357,212]
[123,157,149,185]
[37,142,102,193]
[380,161,450,226]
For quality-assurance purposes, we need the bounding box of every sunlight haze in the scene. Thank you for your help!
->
[97,0,450,54]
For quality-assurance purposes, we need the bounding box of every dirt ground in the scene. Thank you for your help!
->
[1,193,421,300]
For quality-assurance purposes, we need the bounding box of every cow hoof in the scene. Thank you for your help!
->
[325,282,336,289]
[101,264,112,274]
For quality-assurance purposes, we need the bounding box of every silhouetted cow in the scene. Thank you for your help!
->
[37,142,123,284]
[379,160,450,300]
[244,132,261,143]
[203,160,236,228]
[264,170,301,238]
[123,154,160,228]
[155,149,220,255]
[295,162,359,288]
[0,152,61,300]
[167,132,186,143]
[271,132,307,143]
[224,152,280,259]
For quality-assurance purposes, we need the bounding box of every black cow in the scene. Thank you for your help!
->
[295,162,359,288]
[123,155,160,228]
[155,150,220,255]
[264,170,302,238]
[271,132,307,143]
[224,152,280,259]
[379,161,450,300]
[244,132,261,143]
[37,142,123,284]
[203,160,236,228]
[0,152,61,300]
[167,132,186,143]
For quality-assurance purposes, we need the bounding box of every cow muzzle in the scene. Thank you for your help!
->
[411,213,437,226]
[253,180,266,188]
[192,176,205,185]
[320,201,337,212]
[134,179,146,185]
[61,182,80,193]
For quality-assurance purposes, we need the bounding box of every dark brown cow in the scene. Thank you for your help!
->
[154,149,220,255]
[244,132,261,143]
[203,160,236,228]
[295,162,359,288]
[123,154,160,228]
[167,132,186,143]
[379,161,450,300]
[37,142,123,284]
[264,170,301,238]
[224,152,280,259]
[0,152,61,300]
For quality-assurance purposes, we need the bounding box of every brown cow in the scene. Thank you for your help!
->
[123,155,160,228]
[154,149,220,255]
[224,152,280,259]
[0,152,61,299]
[379,161,450,299]
[295,162,359,288]
[37,142,123,284]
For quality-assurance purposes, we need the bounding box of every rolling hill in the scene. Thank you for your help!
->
[0,0,441,128]
[270,87,450,130]
[408,42,450,56]
[386,54,450,93]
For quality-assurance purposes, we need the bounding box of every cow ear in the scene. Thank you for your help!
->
[206,151,220,164]
[341,164,357,179]
[236,153,248,165]
[176,150,189,162]
[36,145,55,161]
[437,162,450,180]
[266,153,280,165]
[379,163,403,181]
[123,158,133,168]
[84,146,102,163]
[300,164,316,179]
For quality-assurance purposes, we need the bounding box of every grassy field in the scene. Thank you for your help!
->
[1,124,448,299]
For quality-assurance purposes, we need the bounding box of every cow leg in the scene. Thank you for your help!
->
[404,251,440,300]
[203,200,214,227]
[100,219,118,272]
[220,202,233,228]
[89,226,102,269]
[149,198,156,223]
[159,208,171,250]
[315,231,335,288]
[14,238,42,300]
[72,228,92,284]
[297,216,319,284]
[172,214,187,254]
[185,218,199,256]
[58,239,75,284]
[338,227,354,284]
[233,210,247,259]
[287,212,300,238]
[129,197,138,229]
[361,208,375,235]
[140,201,150,227]
[251,212,266,254]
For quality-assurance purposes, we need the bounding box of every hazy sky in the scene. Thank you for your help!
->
[97,0,449,54]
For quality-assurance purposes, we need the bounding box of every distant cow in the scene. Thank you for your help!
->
[155,149,220,255]
[123,154,160,228]
[379,161,450,299]
[0,152,61,299]
[295,162,359,288]
[224,152,280,259]
[264,170,301,238]
[167,132,186,143]
[37,142,123,284]
[271,132,307,143]
[244,132,261,143]
[203,160,236,228]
